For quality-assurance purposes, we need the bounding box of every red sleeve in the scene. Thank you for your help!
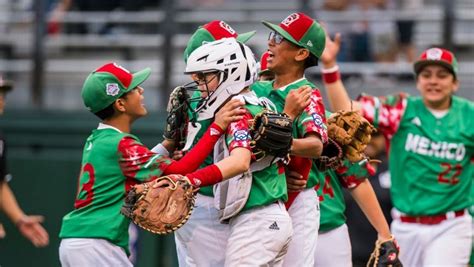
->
[287,156,312,180]
[301,89,328,143]
[185,164,223,187]
[163,122,224,175]
[357,93,408,141]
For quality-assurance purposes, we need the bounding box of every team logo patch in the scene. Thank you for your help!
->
[306,40,313,47]
[234,130,249,141]
[219,21,236,35]
[281,13,300,27]
[106,83,120,96]
[426,48,443,60]
[312,113,324,127]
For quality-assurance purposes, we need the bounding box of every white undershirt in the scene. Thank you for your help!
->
[98,122,122,132]
[427,108,449,119]
[275,77,306,91]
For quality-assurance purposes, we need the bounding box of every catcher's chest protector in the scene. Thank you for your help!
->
[213,91,276,222]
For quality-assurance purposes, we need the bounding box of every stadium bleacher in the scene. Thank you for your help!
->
[0,0,472,110]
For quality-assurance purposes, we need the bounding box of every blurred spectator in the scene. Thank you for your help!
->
[322,0,374,62]
[320,0,400,62]
[347,0,373,62]
[395,0,422,62]
[48,0,161,35]
[0,76,49,247]
[48,0,72,35]
[344,132,393,266]
[320,0,350,61]
[258,51,275,81]
[367,0,398,62]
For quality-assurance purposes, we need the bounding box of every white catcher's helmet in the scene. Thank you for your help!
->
[183,37,258,120]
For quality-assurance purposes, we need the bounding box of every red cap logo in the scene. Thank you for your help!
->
[203,20,238,40]
[426,48,443,60]
[281,13,300,27]
[279,13,313,42]
[95,63,132,88]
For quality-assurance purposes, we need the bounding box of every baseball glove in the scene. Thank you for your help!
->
[163,86,190,150]
[327,111,376,162]
[314,138,344,171]
[367,236,403,267]
[121,174,196,234]
[249,110,293,162]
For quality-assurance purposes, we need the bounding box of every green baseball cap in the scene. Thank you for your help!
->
[262,12,326,58]
[183,20,256,63]
[81,62,151,113]
[414,47,459,78]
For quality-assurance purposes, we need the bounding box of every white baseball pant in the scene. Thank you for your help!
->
[283,188,320,267]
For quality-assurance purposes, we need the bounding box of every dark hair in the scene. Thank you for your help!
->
[93,90,133,120]
[304,54,319,69]
[94,103,116,120]
[415,65,457,82]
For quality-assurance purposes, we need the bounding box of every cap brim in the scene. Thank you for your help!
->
[236,31,256,43]
[128,68,151,91]
[262,21,301,47]
[414,60,455,76]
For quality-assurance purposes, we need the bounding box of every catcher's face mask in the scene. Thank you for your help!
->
[182,70,224,113]
[183,38,257,121]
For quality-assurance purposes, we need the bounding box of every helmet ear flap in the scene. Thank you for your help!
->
[241,43,258,87]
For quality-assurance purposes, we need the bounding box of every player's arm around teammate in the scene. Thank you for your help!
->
[182,39,293,266]
[170,21,258,267]
[58,63,243,267]
[284,86,324,158]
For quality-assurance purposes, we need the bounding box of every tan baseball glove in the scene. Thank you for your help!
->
[121,174,196,234]
[327,110,376,162]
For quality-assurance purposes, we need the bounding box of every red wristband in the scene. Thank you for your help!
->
[322,65,341,84]
[322,70,341,84]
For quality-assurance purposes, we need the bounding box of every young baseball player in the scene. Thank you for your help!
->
[58,62,245,266]
[181,38,294,266]
[320,32,474,266]
[169,20,259,267]
[0,76,49,247]
[250,13,329,267]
